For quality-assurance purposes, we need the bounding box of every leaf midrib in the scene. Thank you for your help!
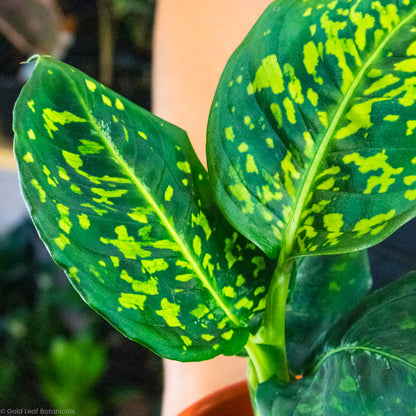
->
[280,8,416,263]
[315,344,416,373]
[55,62,243,329]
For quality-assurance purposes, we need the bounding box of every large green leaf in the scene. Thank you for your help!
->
[255,272,416,415]
[13,56,275,361]
[207,0,416,260]
[286,250,372,374]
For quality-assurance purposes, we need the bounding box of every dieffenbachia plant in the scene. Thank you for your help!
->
[12,0,416,414]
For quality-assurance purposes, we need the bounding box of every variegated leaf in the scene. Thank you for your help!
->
[256,272,416,415]
[13,56,274,361]
[207,0,416,260]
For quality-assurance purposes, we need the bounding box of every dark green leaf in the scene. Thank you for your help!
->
[286,250,372,374]
[255,376,311,416]
[256,272,416,415]
[207,0,416,260]
[13,56,274,361]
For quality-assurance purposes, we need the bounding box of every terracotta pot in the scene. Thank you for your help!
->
[177,380,254,416]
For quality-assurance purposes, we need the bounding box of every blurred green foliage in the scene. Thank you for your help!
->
[110,0,154,52]
[0,220,162,415]
[38,337,107,416]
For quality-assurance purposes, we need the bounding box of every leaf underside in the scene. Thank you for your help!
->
[207,0,416,260]
[256,272,416,415]
[13,56,275,361]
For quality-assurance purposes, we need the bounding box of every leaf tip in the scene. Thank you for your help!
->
[22,54,41,65]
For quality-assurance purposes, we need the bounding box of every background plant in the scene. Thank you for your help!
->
[0,220,162,414]
[12,0,416,415]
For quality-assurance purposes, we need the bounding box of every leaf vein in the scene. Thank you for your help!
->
[280,8,416,262]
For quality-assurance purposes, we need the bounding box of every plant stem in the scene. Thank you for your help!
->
[263,260,293,357]
[245,259,294,388]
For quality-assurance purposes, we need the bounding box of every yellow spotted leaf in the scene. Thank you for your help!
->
[13,56,275,361]
[207,0,416,260]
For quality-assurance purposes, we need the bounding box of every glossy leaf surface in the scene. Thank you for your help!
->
[286,250,372,374]
[256,272,416,415]
[13,56,275,361]
[208,0,416,260]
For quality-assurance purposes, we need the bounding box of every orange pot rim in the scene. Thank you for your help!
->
[177,380,254,416]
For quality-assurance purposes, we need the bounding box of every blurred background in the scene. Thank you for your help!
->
[2,1,416,415]
[0,1,162,415]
